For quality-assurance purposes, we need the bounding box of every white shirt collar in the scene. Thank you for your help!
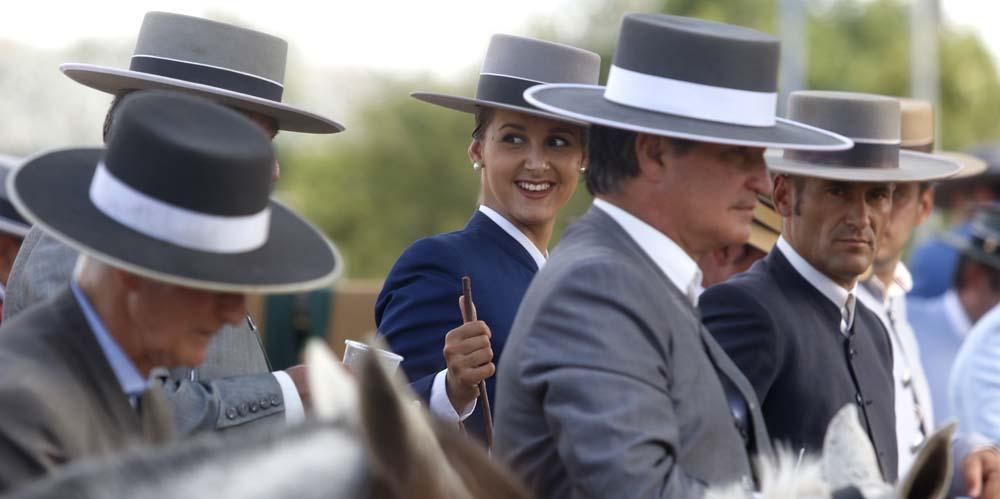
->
[477,205,547,270]
[942,289,973,339]
[593,199,702,306]
[864,262,914,304]
[777,236,857,331]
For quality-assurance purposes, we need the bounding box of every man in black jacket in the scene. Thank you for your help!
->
[700,91,960,483]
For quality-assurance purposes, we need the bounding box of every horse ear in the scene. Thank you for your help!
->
[822,405,884,490]
[304,339,359,424]
[357,338,473,499]
[896,423,955,499]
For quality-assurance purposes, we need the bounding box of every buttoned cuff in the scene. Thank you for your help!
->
[273,371,305,425]
[430,369,476,423]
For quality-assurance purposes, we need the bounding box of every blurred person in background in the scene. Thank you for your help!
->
[4,12,344,435]
[857,99,1000,491]
[914,204,1000,424]
[374,34,600,444]
[908,145,993,298]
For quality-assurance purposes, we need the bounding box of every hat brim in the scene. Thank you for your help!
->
[936,151,988,179]
[942,231,1000,270]
[61,63,345,134]
[523,84,854,150]
[765,150,962,182]
[748,221,779,253]
[410,91,590,127]
[9,148,342,294]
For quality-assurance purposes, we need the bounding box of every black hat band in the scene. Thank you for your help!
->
[783,142,901,170]
[130,55,284,102]
[475,73,543,110]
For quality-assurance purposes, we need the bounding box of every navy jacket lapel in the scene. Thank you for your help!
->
[467,210,539,273]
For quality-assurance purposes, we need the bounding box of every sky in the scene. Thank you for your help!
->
[1,0,580,80]
[1,0,997,155]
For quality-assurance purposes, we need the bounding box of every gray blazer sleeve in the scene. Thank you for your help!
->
[162,374,286,434]
[517,262,707,499]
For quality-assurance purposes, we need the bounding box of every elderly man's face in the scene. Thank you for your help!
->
[125,276,248,369]
[776,175,893,287]
[661,142,772,254]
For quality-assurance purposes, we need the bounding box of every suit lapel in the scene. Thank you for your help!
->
[582,207,773,457]
[50,287,146,437]
[468,210,539,273]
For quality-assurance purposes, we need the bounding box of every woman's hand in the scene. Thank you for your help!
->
[443,296,495,413]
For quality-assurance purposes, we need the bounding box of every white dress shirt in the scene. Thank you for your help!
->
[776,236,857,331]
[857,263,934,476]
[428,206,549,423]
[593,199,702,306]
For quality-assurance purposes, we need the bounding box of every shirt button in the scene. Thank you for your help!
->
[271,395,281,406]
[250,402,259,413]
[261,398,271,409]
[226,408,237,420]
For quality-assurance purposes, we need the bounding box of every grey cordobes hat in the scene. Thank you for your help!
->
[61,11,343,134]
[523,14,852,150]
[944,203,1000,270]
[766,91,961,182]
[10,91,341,293]
[411,34,601,124]
[0,156,30,238]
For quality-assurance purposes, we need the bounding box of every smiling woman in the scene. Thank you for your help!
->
[374,34,600,445]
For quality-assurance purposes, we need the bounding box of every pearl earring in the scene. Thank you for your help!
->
[580,166,587,173]
[473,162,482,171]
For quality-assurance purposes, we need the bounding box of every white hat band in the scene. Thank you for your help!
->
[603,65,778,127]
[89,162,270,254]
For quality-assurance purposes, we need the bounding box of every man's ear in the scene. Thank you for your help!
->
[916,184,935,225]
[773,174,795,218]
[634,133,669,181]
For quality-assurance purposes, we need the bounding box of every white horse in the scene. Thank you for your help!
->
[707,405,955,499]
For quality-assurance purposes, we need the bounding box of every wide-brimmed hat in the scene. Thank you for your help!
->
[899,98,986,179]
[522,14,852,150]
[9,91,341,293]
[944,204,1000,270]
[411,34,601,123]
[61,11,343,134]
[749,196,780,253]
[766,92,961,182]
[0,156,30,238]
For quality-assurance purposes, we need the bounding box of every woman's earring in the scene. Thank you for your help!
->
[473,162,482,171]
[579,166,587,174]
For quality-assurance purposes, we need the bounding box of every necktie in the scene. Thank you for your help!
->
[840,293,856,336]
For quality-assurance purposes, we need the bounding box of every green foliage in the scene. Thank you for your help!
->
[281,0,1000,280]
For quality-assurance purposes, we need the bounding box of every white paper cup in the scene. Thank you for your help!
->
[343,339,404,372]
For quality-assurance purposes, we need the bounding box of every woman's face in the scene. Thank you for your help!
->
[470,108,586,233]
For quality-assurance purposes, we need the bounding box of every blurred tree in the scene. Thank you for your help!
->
[281,0,1000,279]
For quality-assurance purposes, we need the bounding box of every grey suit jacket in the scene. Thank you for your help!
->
[5,228,285,433]
[494,207,771,499]
[0,287,173,492]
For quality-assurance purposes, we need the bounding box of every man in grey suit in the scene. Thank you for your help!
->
[5,12,345,433]
[0,92,340,491]
[493,14,853,498]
